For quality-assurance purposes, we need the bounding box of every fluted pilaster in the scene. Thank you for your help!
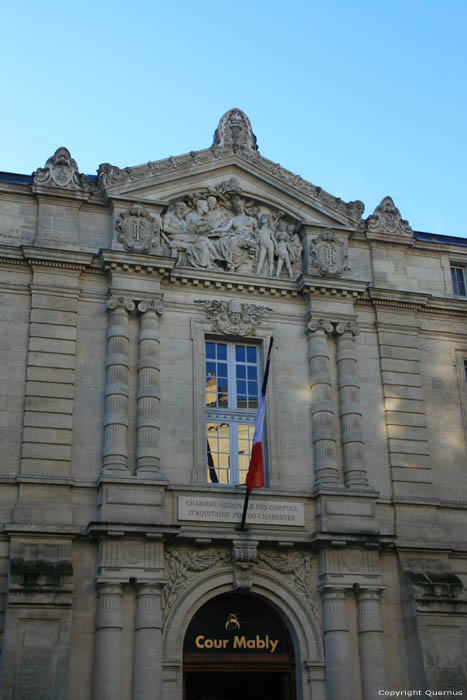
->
[356,588,387,700]
[133,584,163,700]
[336,322,369,488]
[92,583,124,700]
[136,300,165,479]
[321,587,355,700]
[102,297,135,474]
[307,319,340,486]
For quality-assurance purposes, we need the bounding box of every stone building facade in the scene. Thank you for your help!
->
[0,109,466,700]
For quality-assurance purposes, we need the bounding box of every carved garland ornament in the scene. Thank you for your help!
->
[195,299,272,336]
[256,550,319,614]
[161,545,230,621]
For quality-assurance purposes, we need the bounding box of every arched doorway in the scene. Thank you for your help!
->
[183,592,296,700]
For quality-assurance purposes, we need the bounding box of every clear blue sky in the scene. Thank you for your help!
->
[2,0,466,236]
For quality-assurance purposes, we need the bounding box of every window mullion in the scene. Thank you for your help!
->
[227,344,237,409]
[231,422,239,484]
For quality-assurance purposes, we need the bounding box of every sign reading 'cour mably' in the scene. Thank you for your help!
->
[178,495,305,526]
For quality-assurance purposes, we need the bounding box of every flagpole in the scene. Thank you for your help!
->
[239,489,250,531]
[237,336,274,531]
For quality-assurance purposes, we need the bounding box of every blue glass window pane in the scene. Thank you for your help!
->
[236,346,245,362]
[217,363,228,377]
[206,342,216,359]
[247,346,256,363]
[237,365,246,379]
[206,362,216,376]
[217,344,227,360]
[218,379,228,393]
[248,381,258,397]
[247,366,257,380]
[237,380,246,395]
[218,394,228,405]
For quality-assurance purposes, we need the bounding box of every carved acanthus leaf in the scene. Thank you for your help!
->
[161,545,230,620]
[33,147,89,190]
[256,550,319,614]
[195,299,272,336]
[366,196,413,236]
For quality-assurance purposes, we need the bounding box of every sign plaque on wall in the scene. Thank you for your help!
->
[178,495,305,526]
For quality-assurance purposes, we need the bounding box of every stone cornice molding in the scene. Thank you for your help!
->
[21,246,95,271]
[300,275,370,299]
[98,249,175,276]
[97,110,364,228]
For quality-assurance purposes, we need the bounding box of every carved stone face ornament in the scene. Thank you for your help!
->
[195,299,272,337]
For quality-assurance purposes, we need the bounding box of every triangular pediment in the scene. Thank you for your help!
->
[104,110,365,282]
[99,109,364,230]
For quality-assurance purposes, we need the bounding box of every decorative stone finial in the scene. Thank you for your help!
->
[33,147,89,189]
[367,196,412,236]
[213,109,258,153]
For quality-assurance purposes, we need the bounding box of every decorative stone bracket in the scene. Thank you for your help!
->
[232,539,258,590]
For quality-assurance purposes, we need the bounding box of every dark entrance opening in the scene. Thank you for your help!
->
[183,593,296,700]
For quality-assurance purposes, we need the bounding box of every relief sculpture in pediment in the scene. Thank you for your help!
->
[160,178,303,279]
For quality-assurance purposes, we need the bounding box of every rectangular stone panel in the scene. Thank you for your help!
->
[26,382,74,399]
[391,467,433,483]
[29,323,77,340]
[389,452,431,468]
[27,352,75,370]
[31,293,78,312]
[26,367,75,384]
[387,425,429,440]
[22,427,72,445]
[24,397,74,414]
[28,338,76,355]
[379,332,419,348]
[385,411,426,426]
[388,439,430,455]
[30,309,77,326]
[23,412,72,429]
[178,495,305,526]
[382,371,422,387]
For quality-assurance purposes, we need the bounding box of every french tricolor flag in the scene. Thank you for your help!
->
[245,337,274,493]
